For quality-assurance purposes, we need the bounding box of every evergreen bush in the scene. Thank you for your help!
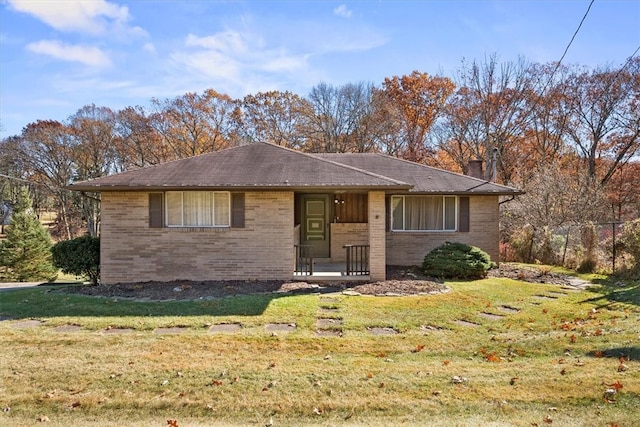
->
[0,188,57,282]
[422,241,494,279]
[51,235,100,285]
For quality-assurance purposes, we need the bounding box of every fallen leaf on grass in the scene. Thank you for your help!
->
[603,380,623,391]
[412,344,425,353]
[485,352,502,363]
[510,377,518,386]
[443,360,450,366]
[167,420,179,427]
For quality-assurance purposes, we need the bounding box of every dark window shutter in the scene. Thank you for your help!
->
[385,195,391,232]
[459,196,470,232]
[231,193,245,228]
[149,193,163,228]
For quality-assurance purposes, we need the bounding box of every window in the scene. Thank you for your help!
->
[166,191,230,227]
[391,196,457,231]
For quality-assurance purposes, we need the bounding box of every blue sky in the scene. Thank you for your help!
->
[1,0,639,138]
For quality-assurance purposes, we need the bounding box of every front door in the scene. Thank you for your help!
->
[301,195,330,258]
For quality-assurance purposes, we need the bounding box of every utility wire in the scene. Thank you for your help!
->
[539,0,595,96]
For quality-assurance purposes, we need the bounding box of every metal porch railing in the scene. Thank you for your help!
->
[294,245,314,275]
[344,244,369,276]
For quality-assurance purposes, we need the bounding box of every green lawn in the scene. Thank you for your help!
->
[0,275,638,426]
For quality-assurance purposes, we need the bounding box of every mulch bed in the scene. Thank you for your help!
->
[61,264,575,301]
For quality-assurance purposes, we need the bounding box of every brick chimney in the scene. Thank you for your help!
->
[467,159,484,180]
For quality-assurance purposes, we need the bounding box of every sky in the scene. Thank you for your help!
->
[1,0,639,139]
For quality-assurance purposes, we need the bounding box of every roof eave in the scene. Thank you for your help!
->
[67,184,414,192]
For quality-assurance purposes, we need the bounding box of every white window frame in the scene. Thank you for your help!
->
[391,195,458,232]
[165,191,231,227]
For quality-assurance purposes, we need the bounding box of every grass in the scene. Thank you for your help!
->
[0,275,638,426]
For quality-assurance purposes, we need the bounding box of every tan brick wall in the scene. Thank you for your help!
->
[100,191,294,284]
[386,195,500,266]
[329,223,368,263]
[368,191,386,280]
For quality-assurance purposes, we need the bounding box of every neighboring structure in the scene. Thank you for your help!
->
[68,143,521,284]
[1,201,13,232]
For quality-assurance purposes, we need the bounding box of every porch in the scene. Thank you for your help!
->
[293,244,370,282]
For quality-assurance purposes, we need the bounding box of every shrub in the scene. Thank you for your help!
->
[0,188,57,282]
[618,219,640,274]
[51,235,100,285]
[422,242,494,279]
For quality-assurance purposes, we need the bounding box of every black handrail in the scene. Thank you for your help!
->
[344,244,369,276]
[294,245,314,275]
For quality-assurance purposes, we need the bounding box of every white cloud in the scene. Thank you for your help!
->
[333,4,352,18]
[143,42,156,53]
[174,30,308,82]
[27,40,111,67]
[7,0,146,37]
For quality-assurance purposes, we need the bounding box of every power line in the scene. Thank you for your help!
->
[556,0,595,70]
[540,0,595,95]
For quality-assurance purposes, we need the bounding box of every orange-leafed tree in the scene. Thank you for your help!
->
[381,71,455,163]
[240,91,312,149]
[150,89,242,159]
[114,105,169,171]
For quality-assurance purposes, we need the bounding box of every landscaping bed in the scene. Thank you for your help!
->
[64,265,447,301]
[62,264,579,301]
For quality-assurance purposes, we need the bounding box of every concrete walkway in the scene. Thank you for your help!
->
[0,282,46,292]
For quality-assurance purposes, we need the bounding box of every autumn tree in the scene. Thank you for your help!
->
[68,104,118,237]
[564,58,640,186]
[437,57,534,182]
[303,82,378,153]
[150,89,243,159]
[18,120,78,239]
[113,106,169,170]
[381,70,455,163]
[240,91,312,149]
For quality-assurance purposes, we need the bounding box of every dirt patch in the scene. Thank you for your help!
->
[487,264,573,285]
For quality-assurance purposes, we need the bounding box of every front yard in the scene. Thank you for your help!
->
[0,267,638,426]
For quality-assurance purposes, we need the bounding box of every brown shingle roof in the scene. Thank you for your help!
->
[314,153,521,195]
[69,142,521,195]
[68,143,411,192]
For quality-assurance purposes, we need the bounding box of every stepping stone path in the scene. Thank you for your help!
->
[2,278,590,337]
[367,326,399,335]
[315,296,343,336]
[478,312,505,321]
[499,305,521,314]
[455,320,481,328]
[265,323,296,333]
[11,320,44,329]
[210,323,242,334]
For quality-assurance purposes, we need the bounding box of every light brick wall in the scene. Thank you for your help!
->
[329,223,368,263]
[386,195,500,266]
[368,191,386,280]
[100,191,294,284]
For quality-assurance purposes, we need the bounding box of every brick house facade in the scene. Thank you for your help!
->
[70,143,520,284]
